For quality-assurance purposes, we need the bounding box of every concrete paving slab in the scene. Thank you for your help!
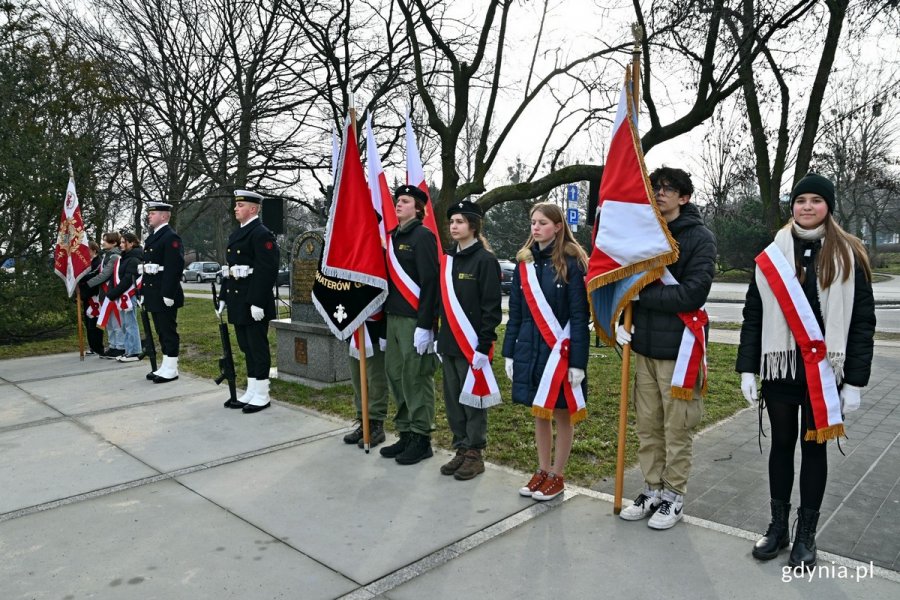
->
[21,370,219,415]
[387,495,900,600]
[0,385,61,428]
[0,352,135,383]
[179,438,534,585]
[0,479,357,600]
[0,420,158,515]
[82,392,341,472]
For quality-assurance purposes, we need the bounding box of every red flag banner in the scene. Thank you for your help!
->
[312,113,389,339]
[587,68,678,345]
[53,177,92,296]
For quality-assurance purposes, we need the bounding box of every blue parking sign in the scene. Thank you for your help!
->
[567,208,579,225]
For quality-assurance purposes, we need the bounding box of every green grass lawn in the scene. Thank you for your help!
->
[1,298,747,487]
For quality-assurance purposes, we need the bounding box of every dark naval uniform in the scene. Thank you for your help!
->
[142,221,185,359]
[222,215,279,385]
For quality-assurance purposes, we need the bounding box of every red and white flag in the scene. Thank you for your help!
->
[53,176,92,297]
[365,113,394,246]
[587,68,678,345]
[405,114,441,249]
[312,113,389,339]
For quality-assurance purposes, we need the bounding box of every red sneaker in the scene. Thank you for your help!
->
[518,469,548,497]
[532,472,565,501]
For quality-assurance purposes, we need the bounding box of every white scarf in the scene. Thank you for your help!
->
[756,222,854,383]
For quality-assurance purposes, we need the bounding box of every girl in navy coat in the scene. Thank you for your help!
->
[502,203,590,501]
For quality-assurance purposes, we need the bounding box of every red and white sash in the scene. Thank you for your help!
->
[756,243,844,442]
[660,269,708,400]
[349,312,384,359]
[440,255,501,408]
[97,256,122,329]
[519,262,587,424]
[387,233,421,310]
[86,295,100,318]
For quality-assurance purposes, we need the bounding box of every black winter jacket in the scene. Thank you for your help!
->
[502,243,589,407]
[385,219,439,329]
[735,236,876,390]
[223,218,279,325]
[437,240,502,358]
[106,247,143,301]
[142,224,185,312]
[631,203,717,360]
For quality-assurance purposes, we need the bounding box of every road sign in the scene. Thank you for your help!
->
[567,208,579,225]
[566,184,578,203]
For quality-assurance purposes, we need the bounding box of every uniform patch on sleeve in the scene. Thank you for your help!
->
[172,240,180,248]
[265,241,274,250]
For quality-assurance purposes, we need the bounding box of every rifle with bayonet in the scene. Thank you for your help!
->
[212,282,238,403]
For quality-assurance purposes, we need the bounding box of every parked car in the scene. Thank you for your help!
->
[182,261,221,283]
[498,259,515,294]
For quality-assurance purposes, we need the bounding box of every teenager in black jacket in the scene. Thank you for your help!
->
[737,173,875,568]
[106,232,144,362]
[436,200,502,481]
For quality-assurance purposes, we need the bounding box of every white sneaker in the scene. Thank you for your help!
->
[648,489,684,530]
[619,487,661,521]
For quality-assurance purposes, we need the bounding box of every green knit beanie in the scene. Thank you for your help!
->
[790,173,835,213]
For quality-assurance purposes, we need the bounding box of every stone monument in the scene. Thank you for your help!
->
[271,230,350,386]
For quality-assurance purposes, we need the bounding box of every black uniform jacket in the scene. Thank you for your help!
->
[142,224,185,311]
[631,203,717,360]
[384,218,439,329]
[223,217,279,326]
[736,237,876,392]
[436,240,503,358]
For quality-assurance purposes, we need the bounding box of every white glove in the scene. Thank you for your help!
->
[616,324,633,345]
[163,297,174,307]
[379,337,387,352]
[250,305,264,321]
[137,264,144,275]
[568,368,585,387]
[471,351,490,371]
[840,384,861,414]
[216,300,226,316]
[740,372,758,406]
[505,358,514,381]
[413,327,433,355]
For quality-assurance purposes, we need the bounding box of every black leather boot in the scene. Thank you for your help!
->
[357,420,386,448]
[343,421,364,445]
[380,431,412,458]
[752,499,791,560]
[788,507,820,569]
[395,433,433,465]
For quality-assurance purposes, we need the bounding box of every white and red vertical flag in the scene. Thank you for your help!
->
[405,113,441,249]
[365,113,394,246]
[587,68,678,345]
[53,176,92,297]
[312,112,389,339]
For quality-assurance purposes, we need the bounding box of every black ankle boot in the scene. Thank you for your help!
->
[395,433,433,465]
[358,420,386,448]
[752,499,791,560]
[380,431,412,458]
[789,507,820,569]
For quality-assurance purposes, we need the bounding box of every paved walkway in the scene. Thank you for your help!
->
[1,350,898,599]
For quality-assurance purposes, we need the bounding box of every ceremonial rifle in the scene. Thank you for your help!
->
[137,298,158,373]
[212,282,238,402]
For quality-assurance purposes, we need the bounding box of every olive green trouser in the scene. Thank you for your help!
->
[385,315,437,436]
[442,354,488,450]
[349,342,389,421]
[633,352,704,496]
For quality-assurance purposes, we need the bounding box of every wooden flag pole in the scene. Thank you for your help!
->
[613,23,644,515]
[348,93,372,453]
